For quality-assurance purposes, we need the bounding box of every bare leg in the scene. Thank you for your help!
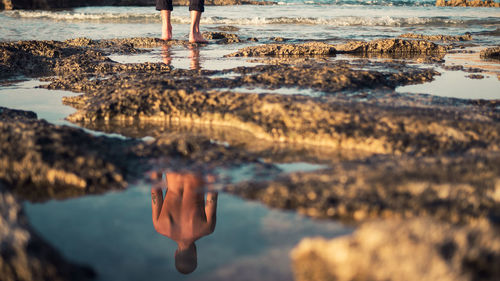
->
[161,10,172,40]
[189,11,208,43]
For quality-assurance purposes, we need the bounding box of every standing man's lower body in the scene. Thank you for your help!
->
[156,0,208,43]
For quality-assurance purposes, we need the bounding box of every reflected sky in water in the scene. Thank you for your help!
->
[25,169,350,281]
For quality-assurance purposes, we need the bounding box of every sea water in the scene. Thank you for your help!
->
[1,1,499,44]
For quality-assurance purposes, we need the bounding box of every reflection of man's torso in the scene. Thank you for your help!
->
[153,173,217,243]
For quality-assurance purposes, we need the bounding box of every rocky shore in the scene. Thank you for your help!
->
[1,31,499,280]
[436,0,500,7]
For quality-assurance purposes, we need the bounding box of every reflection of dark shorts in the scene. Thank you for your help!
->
[156,0,205,12]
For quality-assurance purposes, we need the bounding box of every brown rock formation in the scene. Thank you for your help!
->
[225,153,500,224]
[480,46,500,60]
[334,38,449,54]
[292,218,500,281]
[226,39,448,57]
[436,0,500,7]
[226,42,336,57]
[0,106,258,201]
[399,33,473,42]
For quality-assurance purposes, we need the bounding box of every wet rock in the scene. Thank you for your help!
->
[225,153,500,224]
[399,33,473,42]
[0,39,173,79]
[230,62,439,91]
[480,46,500,60]
[202,32,243,44]
[270,37,288,42]
[0,183,96,281]
[61,78,500,156]
[292,218,500,281]
[0,106,38,120]
[0,105,258,201]
[227,39,448,57]
[436,0,500,7]
[226,42,336,57]
[335,38,449,54]
[467,74,485,79]
[0,107,140,201]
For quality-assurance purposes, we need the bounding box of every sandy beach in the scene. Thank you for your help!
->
[1,1,499,281]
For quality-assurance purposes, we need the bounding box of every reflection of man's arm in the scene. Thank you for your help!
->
[205,192,218,233]
[151,187,164,230]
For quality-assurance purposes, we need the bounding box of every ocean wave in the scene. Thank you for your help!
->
[4,10,160,21]
[4,10,499,27]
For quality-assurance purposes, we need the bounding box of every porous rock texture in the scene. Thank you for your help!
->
[62,86,500,155]
[226,42,336,57]
[399,33,473,42]
[292,218,500,281]
[0,183,95,281]
[225,153,500,224]
[334,38,449,54]
[436,0,500,7]
[0,106,257,201]
[0,39,171,79]
[226,38,448,58]
[480,46,500,60]
[202,32,244,44]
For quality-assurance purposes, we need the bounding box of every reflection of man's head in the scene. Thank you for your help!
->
[175,243,197,274]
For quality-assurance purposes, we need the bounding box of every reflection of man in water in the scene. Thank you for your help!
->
[151,172,218,274]
[161,44,202,70]
[188,45,201,70]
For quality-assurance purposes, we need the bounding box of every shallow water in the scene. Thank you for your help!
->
[0,79,77,125]
[108,44,256,70]
[398,67,500,100]
[25,181,350,281]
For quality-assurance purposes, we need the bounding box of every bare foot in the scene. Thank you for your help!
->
[189,31,208,43]
[162,23,172,41]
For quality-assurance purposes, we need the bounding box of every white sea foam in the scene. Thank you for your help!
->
[5,9,495,27]
[5,10,159,21]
